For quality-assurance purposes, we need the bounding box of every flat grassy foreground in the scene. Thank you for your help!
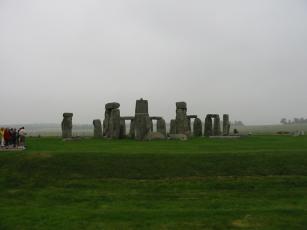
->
[0,136,307,229]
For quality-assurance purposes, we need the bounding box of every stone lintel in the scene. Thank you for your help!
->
[207,114,219,118]
[150,116,162,120]
[63,113,73,117]
[176,102,187,109]
[105,102,120,110]
[187,115,197,119]
[120,116,135,120]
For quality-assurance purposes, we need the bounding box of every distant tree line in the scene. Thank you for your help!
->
[280,118,307,125]
[231,121,245,126]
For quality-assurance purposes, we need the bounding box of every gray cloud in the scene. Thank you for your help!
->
[0,0,306,125]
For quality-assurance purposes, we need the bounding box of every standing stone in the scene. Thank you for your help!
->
[134,114,151,140]
[134,99,151,140]
[169,119,176,134]
[150,119,154,132]
[103,110,111,136]
[93,119,103,138]
[119,120,126,139]
[188,118,192,132]
[175,102,190,135]
[157,118,166,136]
[109,108,120,139]
[135,98,148,113]
[193,118,202,137]
[103,102,121,139]
[223,114,230,136]
[61,113,73,138]
[204,115,213,136]
[129,119,135,139]
[176,102,187,109]
[213,115,222,136]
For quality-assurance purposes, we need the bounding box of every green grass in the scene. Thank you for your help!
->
[0,136,307,229]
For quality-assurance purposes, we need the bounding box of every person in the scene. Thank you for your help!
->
[18,127,26,148]
[3,128,11,148]
[0,128,4,147]
[11,128,17,147]
[9,128,14,146]
[16,128,20,146]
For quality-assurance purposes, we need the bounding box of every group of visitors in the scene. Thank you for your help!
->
[0,127,26,149]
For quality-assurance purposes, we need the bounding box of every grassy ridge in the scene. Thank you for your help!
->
[0,136,307,229]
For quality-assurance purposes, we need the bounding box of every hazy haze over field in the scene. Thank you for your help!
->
[0,0,306,125]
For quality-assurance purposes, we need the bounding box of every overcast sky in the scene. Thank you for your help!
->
[0,0,306,125]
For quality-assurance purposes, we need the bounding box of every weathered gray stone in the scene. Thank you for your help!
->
[169,134,188,141]
[174,102,190,136]
[103,110,111,136]
[62,113,73,138]
[109,108,120,139]
[128,119,135,138]
[169,119,176,134]
[213,115,222,136]
[134,99,151,140]
[135,98,148,113]
[176,102,187,110]
[223,114,230,136]
[187,115,197,119]
[150,119,154,132]
[204,115,213,136]
[150,116,162,120]
[157,118,166,136]
[105,102,120,110]
[120,116,134,120]
[188,118,191,132]
[119,120,126,138]
[103,102,121,139]
[145,132,166,140]
[175,113,190,135]
[93,119,103,138]
[63,112,73,117]
[193,118,202,136]
[134,113,151,141]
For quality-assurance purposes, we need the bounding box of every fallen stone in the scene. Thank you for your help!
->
[168,134,188,141]
[145,132,166,140]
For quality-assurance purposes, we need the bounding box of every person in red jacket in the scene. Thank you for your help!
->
[3,128,11,148]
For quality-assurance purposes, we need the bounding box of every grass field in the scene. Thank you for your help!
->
[0,136,307,229]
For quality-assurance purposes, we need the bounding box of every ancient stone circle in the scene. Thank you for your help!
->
[61,99,231,140]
